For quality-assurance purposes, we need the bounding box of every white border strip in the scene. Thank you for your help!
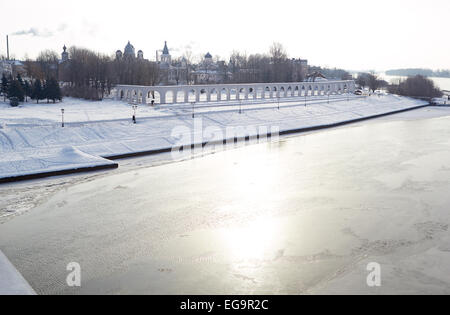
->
[0,250,36,295]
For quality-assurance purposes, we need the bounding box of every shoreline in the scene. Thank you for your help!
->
[0,102,429,184]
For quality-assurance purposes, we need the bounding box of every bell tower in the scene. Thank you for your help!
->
[61,45,69,62]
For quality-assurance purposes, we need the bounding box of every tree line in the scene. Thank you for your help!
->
[226,43,351,84]
[387,75,443,98]
[386,68,450,79]
[355,72,443,98]
[22,47,163,101]
[1,73,62,105]
[356,73,389,93]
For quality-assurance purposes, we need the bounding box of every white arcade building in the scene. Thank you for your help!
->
[115,80,356,105]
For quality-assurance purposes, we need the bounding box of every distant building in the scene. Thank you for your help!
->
[160,41,171,64]
[291,58,308,82]
[124,41,136,59]
[61,45,69,63]
[112,40,307,85]
[0,59,26,77]
[0,60,13,76]
[193,52,228,84]
[157,41,188,85]
[116,41,143,60]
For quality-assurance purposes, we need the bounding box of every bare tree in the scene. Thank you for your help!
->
[182,50,194,85]
[367,73,380,93]
[269,42,289,82]
[356,73,368,89]
[36,50,59,79]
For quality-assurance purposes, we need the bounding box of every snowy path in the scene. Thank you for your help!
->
[0,94,428,181]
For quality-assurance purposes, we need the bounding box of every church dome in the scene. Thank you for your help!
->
[124,41,136,58]
[205,52,212,59]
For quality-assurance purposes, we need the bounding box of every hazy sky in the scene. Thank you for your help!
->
[1,0,449,71]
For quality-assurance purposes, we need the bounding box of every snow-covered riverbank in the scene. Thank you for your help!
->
[0,94,428,182]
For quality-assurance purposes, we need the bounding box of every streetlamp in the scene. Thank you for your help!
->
[191,102,195,118]
[132,105,138,124]
[61,108,65,127]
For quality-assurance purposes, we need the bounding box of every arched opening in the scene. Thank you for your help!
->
[177,91,185,103]
[147,91,161,104]
[239,88,246,100]
[165,91,175,104]
[272,87,278,98]
[220,88,228,101]
[294,86,299,97]
[230,88,237,100]
[129,90,137,103]
[188,89,196,102]
[120,90,124,99]
[257,87,264,99]
[287,86,292,97]
[210,88,219,101]
[265,87,271,98]
[200,89,208,102]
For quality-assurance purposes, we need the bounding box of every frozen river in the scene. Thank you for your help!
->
[1,107,450,294]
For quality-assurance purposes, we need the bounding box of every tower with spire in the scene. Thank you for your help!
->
[160,41,171,64]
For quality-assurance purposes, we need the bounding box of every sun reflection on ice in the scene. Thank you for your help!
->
[220,218,281,262]
[222,145,283,201]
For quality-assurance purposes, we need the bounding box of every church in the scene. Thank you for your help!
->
[157,41,228,85]
[157,41,189,85]
[116,41,144,60]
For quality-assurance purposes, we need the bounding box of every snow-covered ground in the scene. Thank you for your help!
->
[0,94,428,181]
[0,94,362,124]
[0,146,117,180]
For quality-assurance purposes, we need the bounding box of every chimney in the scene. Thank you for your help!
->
[6,35,10,60]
